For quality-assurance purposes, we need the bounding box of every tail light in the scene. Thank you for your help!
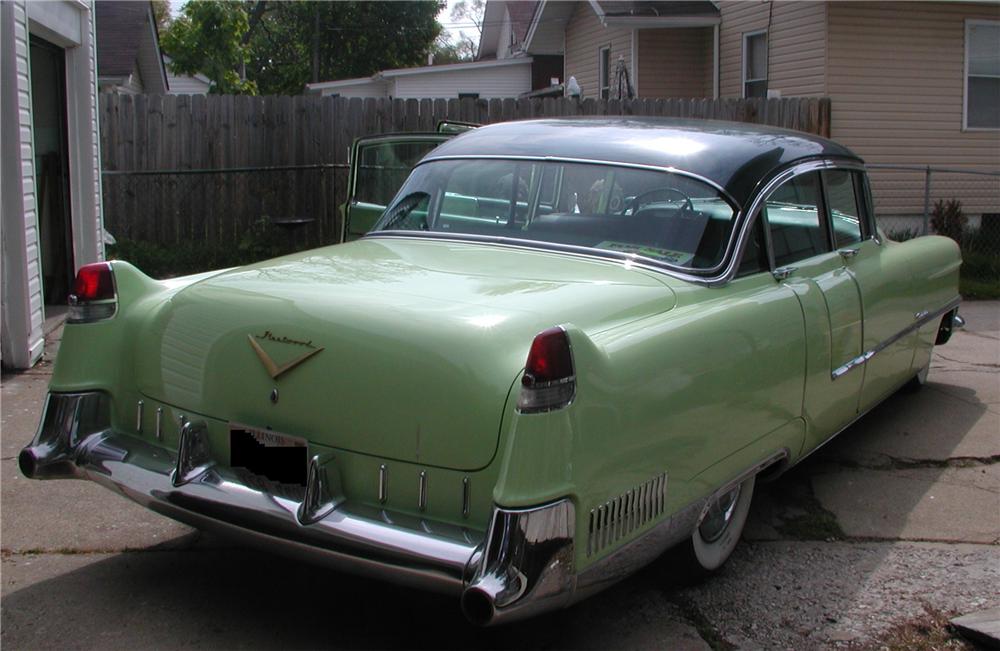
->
[517,326,576,413]
[68,262,117,323]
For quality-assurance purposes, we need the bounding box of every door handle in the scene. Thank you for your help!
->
[838,248,859,259]
[773,266,797,280]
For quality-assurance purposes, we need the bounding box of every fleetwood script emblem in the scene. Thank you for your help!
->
[248,331,324,380]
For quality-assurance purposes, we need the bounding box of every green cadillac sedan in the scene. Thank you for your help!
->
[20,118,963,625]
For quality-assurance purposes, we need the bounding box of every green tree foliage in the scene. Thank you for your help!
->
[164,1,442,95]
[246,1,442,95]
[162,1,257,95]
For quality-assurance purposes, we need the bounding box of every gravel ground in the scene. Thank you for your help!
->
[676,541,999,649]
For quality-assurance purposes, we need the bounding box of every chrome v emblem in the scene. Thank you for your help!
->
[247,334,324,380]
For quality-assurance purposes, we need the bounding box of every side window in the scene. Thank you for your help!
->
[765,172,830,267]
[354,141,440,207]
[822,170,864,248]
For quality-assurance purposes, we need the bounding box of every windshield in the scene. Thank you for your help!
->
[371,159,737,270]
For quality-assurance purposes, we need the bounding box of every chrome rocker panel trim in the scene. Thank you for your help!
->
[831,297,962,380]
[19,391,772,625]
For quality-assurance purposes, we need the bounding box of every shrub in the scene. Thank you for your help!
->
[930,198,967,243]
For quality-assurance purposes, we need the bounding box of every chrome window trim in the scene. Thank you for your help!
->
[371,156,870,287]
[725,158,870,283]
[365,231,715,285]
[418,154,739,207]
[831,297,961,380]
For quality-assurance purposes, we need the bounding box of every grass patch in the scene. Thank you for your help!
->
[960,275,1000,300]
[847,605,974,651]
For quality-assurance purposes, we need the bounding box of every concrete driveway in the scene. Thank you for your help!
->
[3,302,998,649]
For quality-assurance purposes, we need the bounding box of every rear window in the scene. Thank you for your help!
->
[372,159,737,270]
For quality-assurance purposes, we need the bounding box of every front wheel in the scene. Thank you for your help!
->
[672,475,755,580]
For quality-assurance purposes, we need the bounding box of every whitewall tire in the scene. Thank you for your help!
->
[690,475,756,572]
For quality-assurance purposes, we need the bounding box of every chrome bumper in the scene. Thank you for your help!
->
[20,392,592,625]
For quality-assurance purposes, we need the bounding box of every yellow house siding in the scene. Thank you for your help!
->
[828,2,1000,217]
[637,27,713,98]
[564,1,632,99]
[719,1,827,98]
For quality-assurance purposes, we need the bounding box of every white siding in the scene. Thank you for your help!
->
[828,2,1000,218]
[719,1,827,98]
[390,61,531,99]
[313,79,390,98]
[564,1,632,99]
[1,0,45,367]
[1,0,103,368]
[637,27,713,98]
[167,73,210,95]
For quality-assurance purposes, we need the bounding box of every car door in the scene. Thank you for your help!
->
[341,122,479,242]
[341,133,452,242]
[821,169,917,412]
[762,168,866,452]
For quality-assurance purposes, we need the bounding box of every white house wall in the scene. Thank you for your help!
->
[313,79,389,98]
[0,0,103,369]
[167,73,210,95]
[390,62,531,99]
[1,0,45,368]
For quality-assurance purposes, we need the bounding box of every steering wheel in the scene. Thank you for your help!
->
[623,187,695,215]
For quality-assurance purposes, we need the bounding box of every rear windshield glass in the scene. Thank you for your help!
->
[372,159,737,270]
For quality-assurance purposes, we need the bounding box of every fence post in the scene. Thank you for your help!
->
[922,165,931,235]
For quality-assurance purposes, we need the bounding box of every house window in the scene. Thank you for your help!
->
[599,46,610,99]
[965,20,1000,129]
[743,31,767,98]
[458,93,480,100]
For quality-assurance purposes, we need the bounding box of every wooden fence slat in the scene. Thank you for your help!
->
[101,93,833,253]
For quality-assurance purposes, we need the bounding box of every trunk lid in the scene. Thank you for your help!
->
[135,238,675,470]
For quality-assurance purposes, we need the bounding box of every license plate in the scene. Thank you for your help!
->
[230,424,307,486]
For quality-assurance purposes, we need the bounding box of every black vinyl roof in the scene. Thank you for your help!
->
[424,118,862,209]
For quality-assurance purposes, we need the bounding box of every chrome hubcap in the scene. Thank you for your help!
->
[699,485,741,543]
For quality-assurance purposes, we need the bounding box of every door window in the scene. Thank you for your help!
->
[765,172,830,267]
[823,170,864,248]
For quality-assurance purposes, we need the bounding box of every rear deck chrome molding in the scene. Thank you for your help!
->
[831,297,961,380]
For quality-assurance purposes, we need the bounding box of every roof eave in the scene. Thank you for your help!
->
[602,15,720,27]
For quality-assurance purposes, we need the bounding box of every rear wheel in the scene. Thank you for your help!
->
[671,475,755,581]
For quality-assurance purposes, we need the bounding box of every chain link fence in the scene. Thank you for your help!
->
[867,164,999,298]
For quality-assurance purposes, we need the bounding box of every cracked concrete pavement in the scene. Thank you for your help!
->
[2,302,998,649]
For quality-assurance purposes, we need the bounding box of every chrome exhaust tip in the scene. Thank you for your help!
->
[460,586,496,626]
[18,447,38,478]
[461,500,576,626]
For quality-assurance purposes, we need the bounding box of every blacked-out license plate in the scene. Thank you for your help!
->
[230,425,307,486]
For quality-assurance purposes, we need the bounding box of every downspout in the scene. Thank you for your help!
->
[631,29,638,97]
[712,23,719,99]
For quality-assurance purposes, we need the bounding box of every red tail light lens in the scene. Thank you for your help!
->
[68,262,117,323]
[517,327,576,413]
[73,263,115,301]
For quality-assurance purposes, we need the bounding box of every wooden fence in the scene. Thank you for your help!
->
[99,94,832,252]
